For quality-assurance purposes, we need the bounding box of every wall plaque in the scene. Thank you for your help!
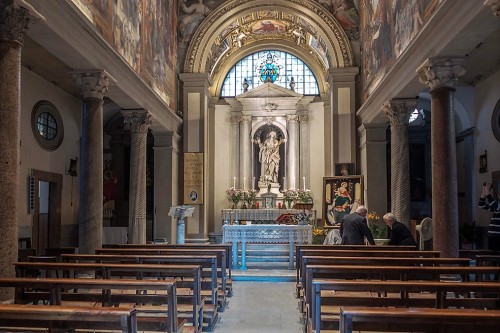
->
[184,153,204,205]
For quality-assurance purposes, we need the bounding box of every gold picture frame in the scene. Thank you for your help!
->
[322,176,364,227]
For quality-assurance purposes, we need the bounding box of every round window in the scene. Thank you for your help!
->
[31,101,64,151]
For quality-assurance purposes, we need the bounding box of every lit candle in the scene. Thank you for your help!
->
[303,177,306,191]
[283,177,286,190]
[243,177,246,190]
[233,177,236,188]
[292,177,296,189]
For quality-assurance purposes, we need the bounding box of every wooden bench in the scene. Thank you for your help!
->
[298,256,471,299]
[303,265,500,330]
[311,279,500,333]
[61,253,222,311]
[0,277,183,333]
[338,307,500,333]
[0,303,137,333]
[15,262,205,333]
[95,247,232,300]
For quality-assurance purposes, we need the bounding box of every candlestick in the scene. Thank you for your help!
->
[243,177,246,190]
[252,177,255,190]
[292,177,296,189]
[303,177,306,191]
[283,177,286,190]
[233,177,236,188]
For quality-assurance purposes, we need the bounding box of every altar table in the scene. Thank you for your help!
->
[221,208,316,224]
[222,224,312,270]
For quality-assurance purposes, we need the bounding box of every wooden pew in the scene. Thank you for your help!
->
[0,304,137,333]
[14,262,204,333]
[338,307,500,333]
[102,244,234,296]
[298,256,471,299]
[96,247,232,300]
[303,265,500,330]
[311,279,500,333]
[61,253,222,310]
[0,277,182,333]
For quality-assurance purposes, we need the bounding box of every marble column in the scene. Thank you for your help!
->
[286,115,300,189]
[153,131,180,244]
[417,57,465,258]
[239,116,252,190]
[123,110,152,244]
[383,99,417,227]
[73,70,115,254]
[230,115,240,187]
[484,0,500,16]
[0,0,42,301]
[299,115,310,189]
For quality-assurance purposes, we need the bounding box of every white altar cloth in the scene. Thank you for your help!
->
[222,224,312,270]
[221,208,316,224]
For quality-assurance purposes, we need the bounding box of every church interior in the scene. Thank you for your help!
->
[1,0,500,332]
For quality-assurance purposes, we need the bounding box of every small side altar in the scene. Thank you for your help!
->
[222,224,312,270]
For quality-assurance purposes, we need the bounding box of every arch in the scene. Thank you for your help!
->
[251,119,288,141]
[183,0,354,95]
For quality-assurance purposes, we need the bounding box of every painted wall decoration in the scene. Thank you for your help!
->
[179,0,223,45]
[69,0,177,109]
[360,0,442,100]
[316,0,360,40]
[251,20,287,35]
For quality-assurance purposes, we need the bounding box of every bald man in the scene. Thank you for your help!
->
[340,205,375,245]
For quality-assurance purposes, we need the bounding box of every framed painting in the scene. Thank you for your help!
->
[335,163,355,176]
[323,176,363,227]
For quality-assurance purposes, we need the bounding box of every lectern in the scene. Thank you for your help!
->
[168,205,195,244]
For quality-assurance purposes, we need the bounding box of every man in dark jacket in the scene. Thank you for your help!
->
[383,212,416,246]
[340,205,375,245]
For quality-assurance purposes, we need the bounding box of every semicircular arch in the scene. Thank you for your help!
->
[184,0,354,95]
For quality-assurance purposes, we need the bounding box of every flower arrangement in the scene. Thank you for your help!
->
[294,211,311,225]
[226,187,242,209]
[283,189,298,208]
[367,211,387,239]
[242,189,257,207]
[296,189,313,203]
[312,227,328,244]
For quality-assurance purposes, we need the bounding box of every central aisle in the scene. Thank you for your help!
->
[215,281,303,333]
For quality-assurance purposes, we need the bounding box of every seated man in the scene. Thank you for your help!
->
[382,212,416,246]
[340,205,375,245]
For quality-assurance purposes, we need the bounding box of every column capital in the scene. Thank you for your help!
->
[382,99,418,127]
[417,57,466,90]
[230,115,241,125]
[72,69,116,99]
[240,115,252,123]
[122,109,152,134]
[299,115,309,123]
[485,0,500,16]
[0,0,43,45]
[152,130,180,152]
[286,114,299,123]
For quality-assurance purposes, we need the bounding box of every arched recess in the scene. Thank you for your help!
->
[183,0,355,96]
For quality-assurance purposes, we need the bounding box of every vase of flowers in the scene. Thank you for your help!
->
[312,227,328,244]
[226,187,242,209]
[368,211,388,240]
[283,189,297,209]
[294,189,313,210]
[242,189,257,209]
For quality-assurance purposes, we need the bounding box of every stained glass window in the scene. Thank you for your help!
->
[221,50,319,97]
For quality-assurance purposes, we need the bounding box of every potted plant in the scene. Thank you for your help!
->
[367,211,388,244]
[312,227,328,244]
[294,189,313,210]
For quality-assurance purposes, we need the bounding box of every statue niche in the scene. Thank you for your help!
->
[253,125,286,191]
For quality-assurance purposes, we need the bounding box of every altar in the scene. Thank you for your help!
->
[222,224,312,270]
[221,208,317,224]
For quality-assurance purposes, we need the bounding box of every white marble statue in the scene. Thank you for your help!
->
[253,131,286,184]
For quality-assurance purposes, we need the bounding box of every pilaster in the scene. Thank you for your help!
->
[299,115,310,190]
[239,116,252,190]
[286,115,300,189]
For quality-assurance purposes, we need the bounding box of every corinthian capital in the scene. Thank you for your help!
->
[299,115,309,123]
[382,99,417,127]
[417,57,465,90]
[0,0,44,45]
[286,114,299,123]
[230,115,241,125]
[122,109,152,134]
[72,70,116,99]
[240,115,252,123]
[485,0,500,16]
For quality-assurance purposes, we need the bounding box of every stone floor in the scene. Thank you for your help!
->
[214,281,303,333]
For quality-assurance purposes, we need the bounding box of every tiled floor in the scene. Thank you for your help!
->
[215,281,303,333]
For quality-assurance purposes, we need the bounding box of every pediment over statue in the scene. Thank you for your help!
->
[237,82,303,99]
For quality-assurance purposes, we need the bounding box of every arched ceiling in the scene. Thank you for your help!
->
[183,0,355,96]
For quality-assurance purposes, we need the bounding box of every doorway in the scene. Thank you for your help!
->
[31,169,62,255]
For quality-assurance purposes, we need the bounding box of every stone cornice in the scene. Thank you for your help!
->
[383,99,418,128]
[417,57,466,90]
[0,0,43,45]
[72,69,116,100]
